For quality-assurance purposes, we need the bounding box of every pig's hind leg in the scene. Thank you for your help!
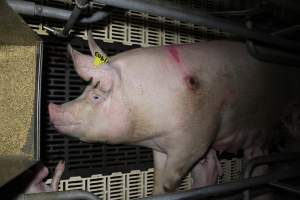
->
[191,149,223,188]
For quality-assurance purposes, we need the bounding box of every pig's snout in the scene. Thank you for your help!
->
[48,103,70,126]
[48,103,83,135]
[48,103,62,124]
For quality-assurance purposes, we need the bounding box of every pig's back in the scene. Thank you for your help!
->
[111,41,294,150]
[177,42,291,151]
[188,41,294,152]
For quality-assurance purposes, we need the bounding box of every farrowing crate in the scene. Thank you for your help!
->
[21,0,248,198]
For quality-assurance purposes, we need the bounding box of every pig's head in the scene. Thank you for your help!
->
[48,31,131,143]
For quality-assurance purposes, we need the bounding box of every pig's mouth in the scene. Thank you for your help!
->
[52,121,81,127]
[48,103,84,134]
[51,121,83,134]
[53,123,81,128]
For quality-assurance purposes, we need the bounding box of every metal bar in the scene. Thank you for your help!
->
[215,188,272,200]
[7,0,72,20]
[271,24,300,36]
[269,181,300,196]
[22,190,99,200]
[61,0,89,37]
[7,0,108,23]
[93,0,300,52]
[268,0,300,13]
[142,168,300,200]
[246,41,300,67]
[80,11,109,23]
[210,7,262,16]
[245,20,300,67]
[243,153,300,200]
[243,153,300,179]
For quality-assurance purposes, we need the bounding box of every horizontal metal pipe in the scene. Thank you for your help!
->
[94,0,300,52]
[7,0,108,23]
[22,190,99,200]
[246,40,300,67]
[7,0,71,20]
[142,169,300,200]
[210,7,262,16]
[216,188,272,200]
[268,0,300,12]
[271,24,300,36]
[269,181,300,196]
[243,153,300,180]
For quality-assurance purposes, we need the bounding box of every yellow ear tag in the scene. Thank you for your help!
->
[94,52,109,68]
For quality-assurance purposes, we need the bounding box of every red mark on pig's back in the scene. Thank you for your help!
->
[166,46,200,92]
[166,46,186,76]
[167,46,181,64]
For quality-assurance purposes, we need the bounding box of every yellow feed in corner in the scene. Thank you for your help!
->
[0,45,36,156]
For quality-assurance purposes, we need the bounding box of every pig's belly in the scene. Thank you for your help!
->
[212,128,270,153]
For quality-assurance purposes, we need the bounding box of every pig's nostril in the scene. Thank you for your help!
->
[49,103,61,113]
[48,104,54,114]
[48,103,60,122]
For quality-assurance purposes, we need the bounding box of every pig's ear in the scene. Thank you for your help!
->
[87,30,107,58]
[68,44,95,81]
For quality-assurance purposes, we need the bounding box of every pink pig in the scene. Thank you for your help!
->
[49,31,298,194]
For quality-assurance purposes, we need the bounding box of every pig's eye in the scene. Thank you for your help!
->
[91,94,102,103]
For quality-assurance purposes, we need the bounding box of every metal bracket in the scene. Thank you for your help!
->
[75,0,90,9]
[45,0,90,37]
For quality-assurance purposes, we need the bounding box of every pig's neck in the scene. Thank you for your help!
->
[126,118,170,153]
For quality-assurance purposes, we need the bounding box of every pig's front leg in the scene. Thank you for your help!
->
[153,145,208,194]
[152,103,221,194]
[152,150,167,195]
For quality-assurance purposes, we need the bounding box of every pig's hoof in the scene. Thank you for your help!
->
[163,184,173,193]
